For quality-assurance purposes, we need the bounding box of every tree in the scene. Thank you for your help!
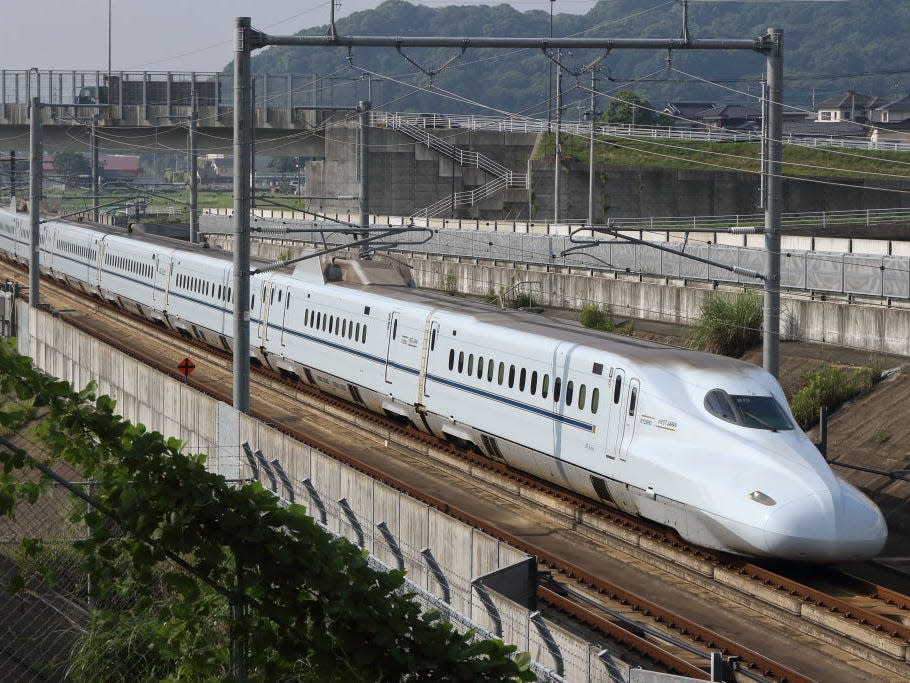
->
[0,340,535,682]
[52,152,91,186]
[601,90,661,126]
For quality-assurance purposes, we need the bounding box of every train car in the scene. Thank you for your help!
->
[0,208,888,562]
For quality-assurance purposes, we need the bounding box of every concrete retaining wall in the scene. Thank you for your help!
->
[19,302,633,682]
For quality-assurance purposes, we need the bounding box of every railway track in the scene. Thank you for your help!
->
[10,263,910,682]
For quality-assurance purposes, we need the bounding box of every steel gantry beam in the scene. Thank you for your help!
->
[231,16,784,412]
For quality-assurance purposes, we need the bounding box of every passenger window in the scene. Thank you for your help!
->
[542,374,549,398]
[348,322,354,339]
[342,319,347,337]
[477,356,484,380]
[305,310,310,326]
[578,384,586,410]
[251,295,255,310]
[430,328,437,350]
[362,326,367,344]
[449,349,455,371]
[322,315,328,332]
[566,381,574,406]
[458,351,464,373]
[554,377,562,402]
[629,387,638,416]
[356,322,361,340]
[498,362,505,386]
[519,368,526,392]
[614,376,623,404]
[487,359,494,382]
[329,315,335,333]
[317,312,322,329]
[530,371,538,395]
[392,318,398,339]
[591,388,600,414]
[508,365,515,389]
[468,354,474,376]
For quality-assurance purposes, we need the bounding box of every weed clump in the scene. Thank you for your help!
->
[578,303,633,335]
[689,292,762,357]
[789,364,878,429]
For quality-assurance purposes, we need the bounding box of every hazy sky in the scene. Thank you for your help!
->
[3,0,600,73]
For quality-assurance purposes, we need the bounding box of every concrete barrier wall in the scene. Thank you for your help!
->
[21,302,634,682]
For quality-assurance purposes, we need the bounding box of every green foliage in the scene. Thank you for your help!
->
[689,292,762,357]
[509,291,538,309]
[578,303,633,335]
[241,0,910,115]
[601,90,660,126]
[443,269,458,295]
[52,152,90,184]
[789,363,877,429]
[0,339,534,681]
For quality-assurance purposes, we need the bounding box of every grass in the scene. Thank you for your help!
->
[542,133,910,180]
[44,189,308,217]
[689,292,763,357]
[789,363,879,429]
[578,303,633,335]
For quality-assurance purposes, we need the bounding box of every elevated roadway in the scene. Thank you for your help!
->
[0,69,355,155]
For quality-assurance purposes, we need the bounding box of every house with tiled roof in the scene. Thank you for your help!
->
[698,104,762,131]
[815,90,886,123]
[870,95,910,144]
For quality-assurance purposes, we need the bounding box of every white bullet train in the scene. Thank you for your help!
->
[0,207,888,562]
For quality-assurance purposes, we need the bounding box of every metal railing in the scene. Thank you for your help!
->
[0,70,366,110]
[375,111,910,153]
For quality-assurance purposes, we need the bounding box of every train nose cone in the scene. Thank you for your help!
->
[762,484,887,562]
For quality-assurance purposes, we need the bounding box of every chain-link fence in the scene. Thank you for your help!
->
[0,481,89,681]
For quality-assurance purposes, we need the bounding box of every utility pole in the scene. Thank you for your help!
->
[91,115,99,222]
[553,49,562,225]
[29,97,41,308]
[233,17,254,417]
[9,151,15,199]
[359,100,371,238]
[763,28,783,379]
[189,91,199,243]
[547,0,554,130]
[588,69,597,227]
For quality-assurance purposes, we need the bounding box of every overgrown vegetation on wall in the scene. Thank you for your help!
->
[789,362,881,429]
[0,340,534,681]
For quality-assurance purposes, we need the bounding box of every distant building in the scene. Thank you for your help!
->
[698,104,762,131]
[874,95,910,124]
[99,155,141,181]
[662,101,714,127]
[815,91,886,123]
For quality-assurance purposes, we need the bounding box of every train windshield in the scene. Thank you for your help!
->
[704,389,793,431]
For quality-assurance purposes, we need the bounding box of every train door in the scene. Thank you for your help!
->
[279,286,291,348]
[384,311,400,383]
[259,279,274,346]
[419,318,440,400]
[606,368,627,460]
[619,378,640,460]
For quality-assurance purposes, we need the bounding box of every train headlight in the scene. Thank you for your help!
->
[749,491,776,506]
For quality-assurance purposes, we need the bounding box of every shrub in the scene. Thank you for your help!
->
[443,270,458,295]
[578,303,634,335]
[510,291,538,308]
[689,292,762,357]
[789,364,876,429]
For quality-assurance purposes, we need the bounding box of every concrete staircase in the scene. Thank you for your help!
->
[377,113,528,218]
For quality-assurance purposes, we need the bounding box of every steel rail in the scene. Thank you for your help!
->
[8,260,909,679]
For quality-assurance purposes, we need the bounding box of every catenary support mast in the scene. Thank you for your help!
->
[230,19,784,412]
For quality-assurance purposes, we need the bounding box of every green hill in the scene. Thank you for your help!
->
[240,0,910,117]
